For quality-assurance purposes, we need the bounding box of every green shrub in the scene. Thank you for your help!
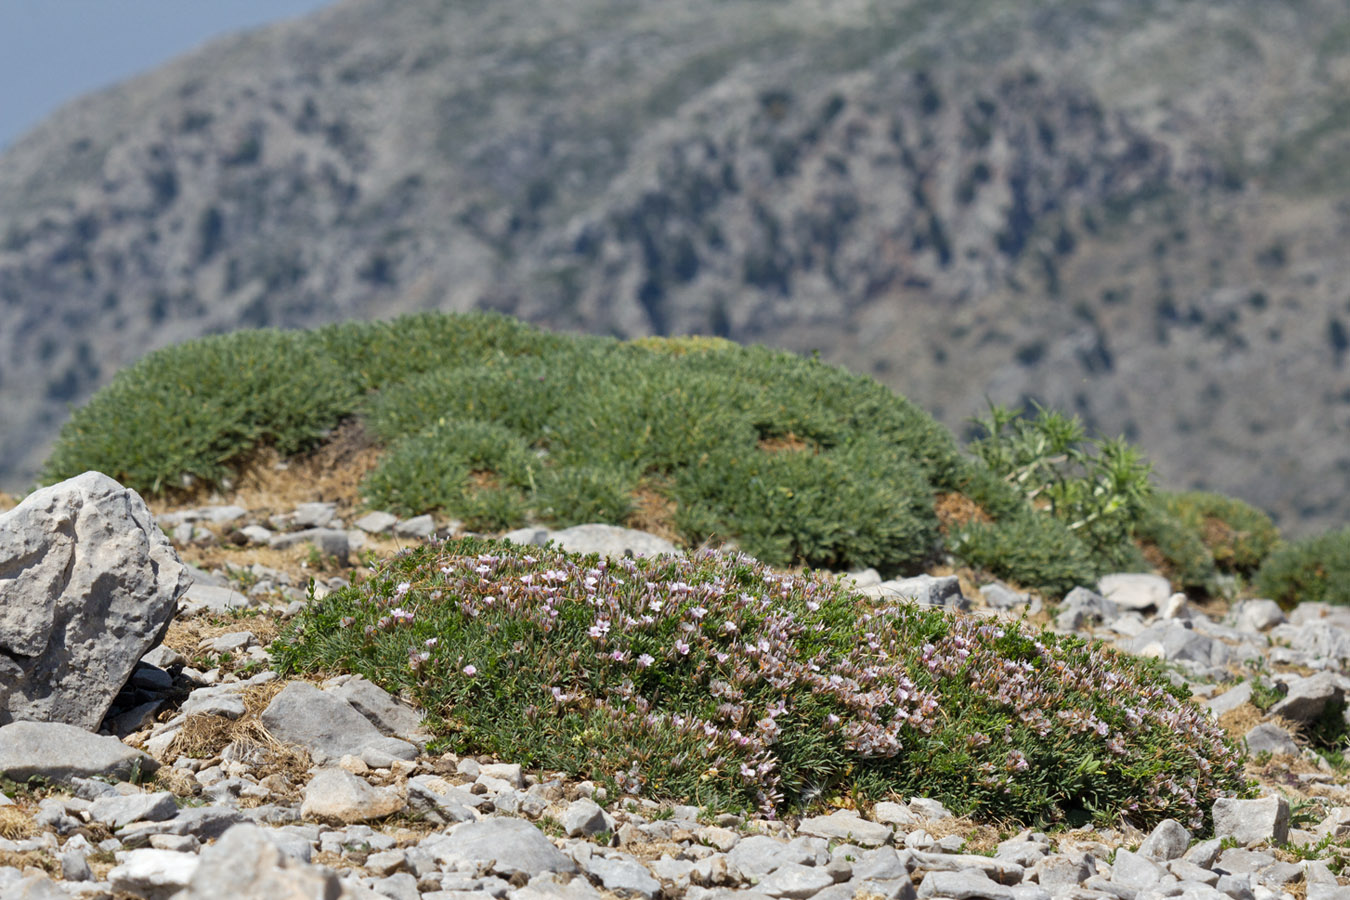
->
[272,537,1250,828]
[314,311,570,393]
[361,419,538,521]
[675,439,939,573]
[1160,491,1279,577]
[534,464,639,527]
[1255,527,1350,608]
[42,330,361,493]
[949,512,1100,597]
[968,403,1154,572]
[1133,501,1220,594]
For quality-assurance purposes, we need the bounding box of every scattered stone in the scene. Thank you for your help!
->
[587,855,664,898]
[260,681,417,764]
[424,817,578,878]
[108,848,200,900]
[301,768,406,823]
[1205,682,1253,719]
[562,798,611,837]
[1099,573,1171,611]
[0,471,189,729]
[502,527,551,547]
[1213,796,1290,845]
[1245,723,1301,757]
[179,583,254,616]
[917,869,1013,900]
[1055,587,1120,631]
[393,515,437,539]
[797,810,893,847]
[180,823,345,899]
[268,527,349,563]
[907,798,954,820]
[1268,672,1343,724]
[980,583,1030,610]
[325,675,430,746]
[1138,819,1191,861]
[755,862,836,898]
[1231,600,1286,633]
[550,523,678,558]
[355,511,398,534]
[89,791,179,828]
[865,574,966,610]
[0,721,159,782]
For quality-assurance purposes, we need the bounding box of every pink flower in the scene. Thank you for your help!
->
[636,653,655,668]
[462,665,477,676]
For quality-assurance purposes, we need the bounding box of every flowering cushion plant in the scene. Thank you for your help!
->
[272,537,1250,828]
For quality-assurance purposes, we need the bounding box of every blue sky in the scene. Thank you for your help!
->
[0,0,335,149]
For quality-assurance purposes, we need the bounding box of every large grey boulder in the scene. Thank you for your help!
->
[0,471,189,729]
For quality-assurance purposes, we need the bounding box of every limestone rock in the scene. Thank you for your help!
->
[300,768,406,823]
[0,721,158,782]
[1213,796,1290,845]
[180,823,348,899]
[0,471,188,729]
[550,524,678,558]
[1099,573,1171,612]
[422,817,578,878]
[260,681,417,764]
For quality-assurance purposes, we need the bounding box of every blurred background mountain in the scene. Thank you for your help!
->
[2,0,1348,533]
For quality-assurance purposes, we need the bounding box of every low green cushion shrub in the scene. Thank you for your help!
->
[1255,527,1350,608]
[1160,491,1280,577]
[272,537,1250,828]
[42,329,361,492]
[1133,502,1220,594]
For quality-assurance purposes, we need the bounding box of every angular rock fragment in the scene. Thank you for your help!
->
[0,471,189,729]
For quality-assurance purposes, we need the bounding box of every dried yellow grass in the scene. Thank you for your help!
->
[0,806,34,840]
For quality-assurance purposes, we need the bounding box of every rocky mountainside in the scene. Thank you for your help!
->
[4,0,1350,532]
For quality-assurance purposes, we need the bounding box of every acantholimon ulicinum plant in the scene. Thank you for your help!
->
[271,536,1251,829]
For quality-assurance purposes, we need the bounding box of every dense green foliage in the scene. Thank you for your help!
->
[43,311,1286,595]
[272,537,1250,828]
[967,403,1154,571]
[1160,491,1280,576]
[41,330,362,493]
[1255,527,1350,609]
[1136,492,1281,595]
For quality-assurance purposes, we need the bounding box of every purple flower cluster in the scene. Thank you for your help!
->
[323,538,1246,824]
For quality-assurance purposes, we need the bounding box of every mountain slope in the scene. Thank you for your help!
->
[4,0,1350,532]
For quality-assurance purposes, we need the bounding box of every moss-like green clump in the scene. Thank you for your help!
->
[272,537,1250,829]
[1255,527,1350,609]
[43,310,1281,595]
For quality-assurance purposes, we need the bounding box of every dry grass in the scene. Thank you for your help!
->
[934,492,992,535]
[0,806,35,839]
[757,432,812,454]
[625,479,682,546]
[148,418,382,521]
[161,615,281,665]
[166,680,311,792]
[917,815,1015,854]
[1218,703,1303,747]
[0,849,58,875]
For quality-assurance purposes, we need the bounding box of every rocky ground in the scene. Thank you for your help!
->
[6,459,1350,900]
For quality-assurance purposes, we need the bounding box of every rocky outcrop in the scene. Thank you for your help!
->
[0,471,188,729]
